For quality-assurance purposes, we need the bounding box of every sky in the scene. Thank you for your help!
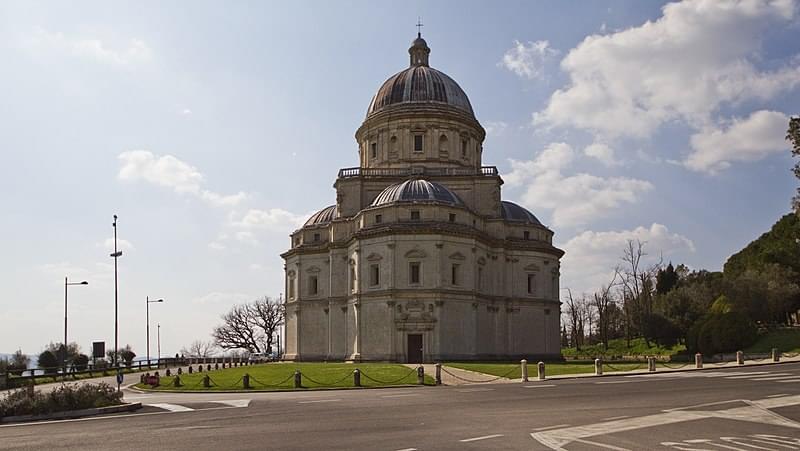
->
[1,0,798,359]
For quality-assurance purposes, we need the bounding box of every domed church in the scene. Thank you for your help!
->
[281,34,564,362]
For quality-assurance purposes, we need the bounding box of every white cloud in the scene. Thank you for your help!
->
[484,121,509,136]
[685,110,790,173]
[230,208,310,232]
[503,143,653,227]
[583,142,620,167]
[534,0,800,139]
[500,40,559,80]
[99,238,134,252]
[117,150,247,207]
[181,108,193,115]
[560,223,696,294]
[28,27,152,66]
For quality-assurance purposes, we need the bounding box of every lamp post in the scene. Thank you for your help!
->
[110,215,122,367]
[146,297,164,366]
[157,323,161,364]
[64,278,88,379]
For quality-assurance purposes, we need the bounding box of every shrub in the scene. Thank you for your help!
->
[37,351,59,375]
[72,354,89,372]
[687,312,757,355]
[643,313,682,347]
[0,383,123,418]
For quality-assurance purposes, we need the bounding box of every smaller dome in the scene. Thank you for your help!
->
[371,179,463,207]
[501,201,542,226]
[304,205,337,227]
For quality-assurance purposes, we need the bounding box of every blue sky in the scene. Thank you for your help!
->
[1,0,798,358]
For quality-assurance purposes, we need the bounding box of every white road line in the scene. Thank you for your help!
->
[455,388,494,393]
[459,434,504,442]
[604,415,630,421]
[767,393,791,398]
[0,405,242,428]
[596,380,635,384]
[573,438,631,450]
[533,424,571,431]
[381,394,420,398]
[749,374,796,381]
[721,372,772,379]
[297,399,341,404]
[214,399,251,408]
[394,448,417,451]
[146,403,194,412]
[523,384,556,388]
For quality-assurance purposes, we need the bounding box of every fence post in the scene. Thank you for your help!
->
[353,369,361,387]
[417,366,425,385]
[772,348,780,362]
[538,361,546,381]
[435,363,442,386]
[648,356,656,372]
[243,373,250,389]
[294,370,302,388]
[736,351,744,365]
[202,375,210,388]
[521,359,528,382]
[695,353,703,369]
[594,358,603,376]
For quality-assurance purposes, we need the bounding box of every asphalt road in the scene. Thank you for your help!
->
[3,362,800,450]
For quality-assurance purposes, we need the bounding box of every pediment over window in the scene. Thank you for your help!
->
[523,263,540,272]
[366,252,383,261]
[404,248,427,259]
[449,252,466,261]
[307,266,321,274]
[477,257,487,266]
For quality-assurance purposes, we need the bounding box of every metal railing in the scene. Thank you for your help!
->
[337,166,499,179]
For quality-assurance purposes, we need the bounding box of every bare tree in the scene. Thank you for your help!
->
[564,288,586,350]
[181,340,216,358]
[616,240,662,346]
[592,272,618,351]
[212,296,285,354]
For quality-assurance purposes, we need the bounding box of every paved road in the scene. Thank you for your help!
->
[2,362,800,450]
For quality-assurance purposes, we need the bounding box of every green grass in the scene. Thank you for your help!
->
[745,328,800,353]
[137,363,434,391]
[445,361,654,379]
[561,338,685,358]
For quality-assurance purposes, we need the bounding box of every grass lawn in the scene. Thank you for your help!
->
[445,361,656,379]
[137,363,434,391]
[745,328,800,353]
[561,338,685,358]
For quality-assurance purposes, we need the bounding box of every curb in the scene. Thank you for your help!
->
[0,402,142,424]
[131,383,432,394]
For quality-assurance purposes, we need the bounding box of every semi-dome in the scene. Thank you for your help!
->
[371,179,464,207]
[304,205,337,227]
[501,201,542,226]
[366,35,474,118]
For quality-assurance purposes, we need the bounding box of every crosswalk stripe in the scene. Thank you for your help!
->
[214,399,251,408]
[146,403,194,412]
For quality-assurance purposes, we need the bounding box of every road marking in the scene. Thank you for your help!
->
[722,372,773,379]
[573,438,631,450]
[749,374,796,381]
[394,448,417,451]
[146,403,194,412]
[533,424,571,431]
[459,434,504,442]
[298,399,341,404]
[382,394,420,398]
[0,405,244,428]
[455,388,494,393]
[214,399,251,408]
[604,415,630,421]
[523,384,556,388]
[767,394,791,398]
[595,380,635,384]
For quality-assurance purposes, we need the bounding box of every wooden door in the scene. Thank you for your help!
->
[407,334,423,363]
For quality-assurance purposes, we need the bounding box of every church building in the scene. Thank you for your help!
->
[281,34,564,362]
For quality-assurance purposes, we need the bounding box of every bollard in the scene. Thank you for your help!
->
[215,363,219,370]
[537,361,546,381]
[177,367,183,375]
[353,369,361,387]
[202,375,210,388]
[294,370,302,388]
[648,356,656,372]
[417,366,425,385]
[243,373,250,389]
[207,364,211,372]
[736,351,744,365]
[695,353,703,369]
[595,358,603,376]
[435,363,442,386]
[772,348,780,362]
[173,375,181,387]
[166,368,171,377]
[521,359,529,382]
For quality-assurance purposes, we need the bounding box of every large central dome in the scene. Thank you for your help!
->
[366,35,474,118]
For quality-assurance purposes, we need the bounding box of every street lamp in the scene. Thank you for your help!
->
[64,278,88,379]
[146,296,164,366]
[157,323,161,363]
[110,215,122,367]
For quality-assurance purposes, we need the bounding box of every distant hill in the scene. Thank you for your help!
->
[724,213,800,277]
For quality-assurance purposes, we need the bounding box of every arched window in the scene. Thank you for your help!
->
[438,134,448,155]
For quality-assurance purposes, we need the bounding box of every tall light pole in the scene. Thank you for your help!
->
[110,215,123,367]
[157,323,161,363]
[146,296,164,365]
[64,278,88,379]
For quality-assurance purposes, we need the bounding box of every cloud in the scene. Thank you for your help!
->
[534,0,800,139]
[117,150,247,207]
[99,238,134,252]
[685,110,790,173]
[500,40,559,80]
[560,223,695,294]
[503,143,653,227]
[230,208,310,232]
[484,121,509,136]
[28,27,152,66]
[181,108,192,115]
[583,142,620,167]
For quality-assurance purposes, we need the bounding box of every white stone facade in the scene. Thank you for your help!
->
[281,35,564,363]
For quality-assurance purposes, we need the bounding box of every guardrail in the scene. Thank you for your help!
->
[337,166,499,178]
